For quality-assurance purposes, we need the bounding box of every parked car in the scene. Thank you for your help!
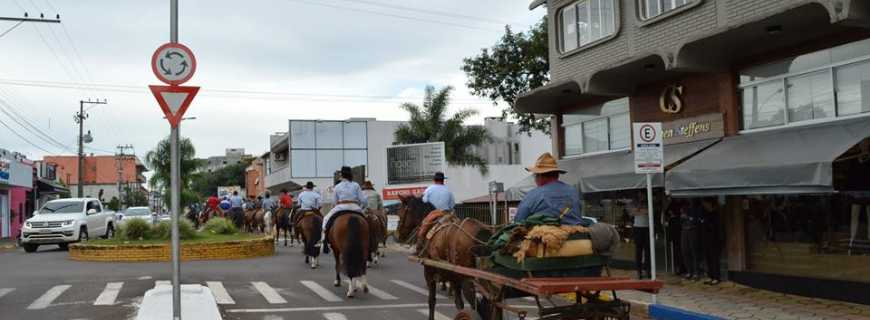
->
[116,206,156,225]
[20,198,116,253]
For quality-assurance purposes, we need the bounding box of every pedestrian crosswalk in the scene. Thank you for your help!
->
[27,284,71,310]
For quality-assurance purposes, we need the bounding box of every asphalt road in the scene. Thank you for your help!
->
[0,241,545,320]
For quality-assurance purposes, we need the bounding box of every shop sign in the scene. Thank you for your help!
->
[662,113,724,144]
[659,84,684,114]
[0,159,9,184]
[386,142,446,185]
[383,186,427,200]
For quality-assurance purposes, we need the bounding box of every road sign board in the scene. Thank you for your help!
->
[151,42,197,85]
[633,122,664,174]
[149,85,199,128]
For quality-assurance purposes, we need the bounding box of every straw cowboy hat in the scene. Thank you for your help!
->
[526,152,566,174]
[362,181,374,190]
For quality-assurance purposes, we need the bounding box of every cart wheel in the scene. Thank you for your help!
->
[454,308,482,320]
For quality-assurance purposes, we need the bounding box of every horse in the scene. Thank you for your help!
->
[396,195,492,320]
[364,208,388,265]
[273,207,293,246]
[256,209,271,235]
[244,208,261,233]
[328,212,370,298]
[296,208,323,269]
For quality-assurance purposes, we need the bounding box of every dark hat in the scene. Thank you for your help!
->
[362,181,374,190]
[305,181,315,189]
[340,166,353,177]
[433,172,446,180]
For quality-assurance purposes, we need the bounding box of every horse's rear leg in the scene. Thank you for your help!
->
[425,273,437,320]
[333,249,342,287]
[452,280,464,310]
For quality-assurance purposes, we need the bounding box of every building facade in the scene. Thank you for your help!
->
[199,148,251,173]
[0,149,33,240]
[44,155,147,201]
[519,0,870,303]
[245,154,267,198]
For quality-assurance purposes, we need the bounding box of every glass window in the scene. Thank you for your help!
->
[565,124,583,155]
[786,70,834,123]
[609,113,630,150]
[344,150,367,170]
[563,98,630,156]
[583,118,609,153]
[290,121,315,149]
[742,81,785,130]
[343,122,367,149]
[561,4,578,52]
[835,60,870,116]
[316,150,343,178]
[315,121,343,149]
[640,0,694,20]
[559,0,617,53]
[291,150,316,178]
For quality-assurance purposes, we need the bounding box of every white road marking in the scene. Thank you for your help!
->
[93,282,123,306]
[206,281,235,305]
[0,288,15,299]
[137,276,152,280]
[323,312,348,320]
[417,309,451,320]
[27,285,71,310]
[343,280,397,300]
[252,281,287,304]
[228,303,454,313]
[300,280,342,302]
[390,280,445,299]
[155,280,170,287]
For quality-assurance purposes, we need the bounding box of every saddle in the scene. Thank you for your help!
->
[325,210,366,233]
[293,209,322,225]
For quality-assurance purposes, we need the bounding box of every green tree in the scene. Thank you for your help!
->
[462,17,550,135]
[394,86,491,174]
[106,197,121,211]
[122,187,149,207]
[190,161,250,199]
[145,135,199,207]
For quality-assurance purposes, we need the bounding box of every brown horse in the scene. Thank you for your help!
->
[273,207,293,246]
[245,208,266,233]
[296,209,323,269]
[397,195,492,320]
[328,212,370,298]
[365,208,388,265]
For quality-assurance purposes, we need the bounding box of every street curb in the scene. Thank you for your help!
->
[0,244,16,252]
[625,297,651,317]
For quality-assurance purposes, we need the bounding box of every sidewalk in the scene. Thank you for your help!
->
[611,269,870,320]
[0,239,17,252]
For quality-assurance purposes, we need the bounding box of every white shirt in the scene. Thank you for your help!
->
[333,179,367,209]
[423,183,455,211]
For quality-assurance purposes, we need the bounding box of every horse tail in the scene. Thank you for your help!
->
[305,215,322,257]
[342,215,366,278]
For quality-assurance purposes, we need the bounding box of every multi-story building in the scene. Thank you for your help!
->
[470,117,551,166]
[0,148,32,240]
[518,0,870,303]
[198,148,251,173]
[32,160,70,210]
[44,155,148,200]
[245,154,267,198]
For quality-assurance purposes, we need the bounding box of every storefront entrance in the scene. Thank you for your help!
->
[0,191,9,238]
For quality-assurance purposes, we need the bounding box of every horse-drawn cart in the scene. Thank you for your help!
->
[410,256,663,320]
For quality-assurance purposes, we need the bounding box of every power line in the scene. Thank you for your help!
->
[285,0,502,32]
[0,96,72,152]
[332,0,520,26]
[0,79,496,105]
[0,116,54,154]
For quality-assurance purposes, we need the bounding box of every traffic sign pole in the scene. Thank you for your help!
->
[169,0,181,319]
[633,122,663,306]
[646,173,656,305]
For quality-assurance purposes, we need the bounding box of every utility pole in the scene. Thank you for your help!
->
[75,99,107,197]
[116,144,134,206]
[0,12,61,39]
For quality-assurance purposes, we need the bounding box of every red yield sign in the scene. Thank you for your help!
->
[149,85,199,128]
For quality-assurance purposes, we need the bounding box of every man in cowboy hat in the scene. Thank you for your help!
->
[297,181,321,212]
[514,152,591,226]
[362,181,383,213]
[423,171,455,211]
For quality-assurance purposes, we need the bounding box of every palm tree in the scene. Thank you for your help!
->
[145,135,199,207]
[394,86,491,174]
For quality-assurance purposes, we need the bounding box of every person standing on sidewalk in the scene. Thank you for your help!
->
[665,199,686,275]
[629,191,651,279]
[700,198,722,285]
[681,199,704,281]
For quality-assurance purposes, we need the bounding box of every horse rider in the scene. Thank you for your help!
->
[422,172,455,212]
[321,166,367,253]
[219,196,232,217]
[206,193,220,218]
[514,152,593,226]
[261,191,277,231]
[297,182,322,215]
[362,181,383,213]
[230,191,245,228]
[280,188,294,210]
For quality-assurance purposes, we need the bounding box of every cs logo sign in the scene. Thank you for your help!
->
[659,84,684,114]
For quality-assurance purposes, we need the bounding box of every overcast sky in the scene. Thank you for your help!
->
[0,0,544,163]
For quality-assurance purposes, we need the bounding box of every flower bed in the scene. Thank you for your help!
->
[69,234,274,262]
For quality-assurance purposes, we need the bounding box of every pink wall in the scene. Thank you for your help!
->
[8,187,28,239]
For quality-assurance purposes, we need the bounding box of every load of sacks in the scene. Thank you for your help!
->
[484,214,620,277]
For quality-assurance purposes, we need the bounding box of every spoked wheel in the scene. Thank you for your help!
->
[454,308,482,320]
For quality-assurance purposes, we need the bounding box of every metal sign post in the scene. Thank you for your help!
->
[169,1,180,319]
[633,122,663,305]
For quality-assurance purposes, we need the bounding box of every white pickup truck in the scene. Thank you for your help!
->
[20,198,116,253]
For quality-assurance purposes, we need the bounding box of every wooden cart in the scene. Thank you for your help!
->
[411,257,663,320]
